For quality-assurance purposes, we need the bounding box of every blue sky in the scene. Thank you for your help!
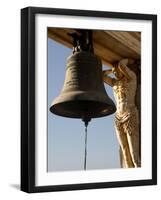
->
[47,37,120,172]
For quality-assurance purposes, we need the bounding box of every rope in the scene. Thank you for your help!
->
[82,117,91,170]
[84,125,88,170]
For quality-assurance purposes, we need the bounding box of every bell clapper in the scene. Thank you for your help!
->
[82,117,91,170]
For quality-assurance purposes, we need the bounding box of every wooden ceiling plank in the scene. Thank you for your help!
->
[128,32,141,40]
[93,31,140,59]
[104,31,141,55]
[48,32,72,49]
[48,28,75,50]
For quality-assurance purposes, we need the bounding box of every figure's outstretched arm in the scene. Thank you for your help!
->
[102,69,115,87]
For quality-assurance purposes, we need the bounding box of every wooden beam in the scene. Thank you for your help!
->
[94,31,140,59]
[48,28,73,49]
[104,31,141,55]
[48,28,141,68]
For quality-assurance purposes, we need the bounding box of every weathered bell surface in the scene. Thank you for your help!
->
[50,51,116,120]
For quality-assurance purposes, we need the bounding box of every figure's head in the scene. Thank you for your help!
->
[112,65,124,80]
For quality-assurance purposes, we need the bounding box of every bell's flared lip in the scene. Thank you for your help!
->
[49,100,116,119]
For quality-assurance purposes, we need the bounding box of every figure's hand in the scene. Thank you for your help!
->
[102,69,113,77]
[118,59,131,81]
[118,58,128,67]
[102,69,115,86]
[111,63,119,73]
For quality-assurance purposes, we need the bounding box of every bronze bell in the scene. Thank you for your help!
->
[50,30,116,124]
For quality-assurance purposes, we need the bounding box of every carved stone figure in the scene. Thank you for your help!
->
[103,59,140,168]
